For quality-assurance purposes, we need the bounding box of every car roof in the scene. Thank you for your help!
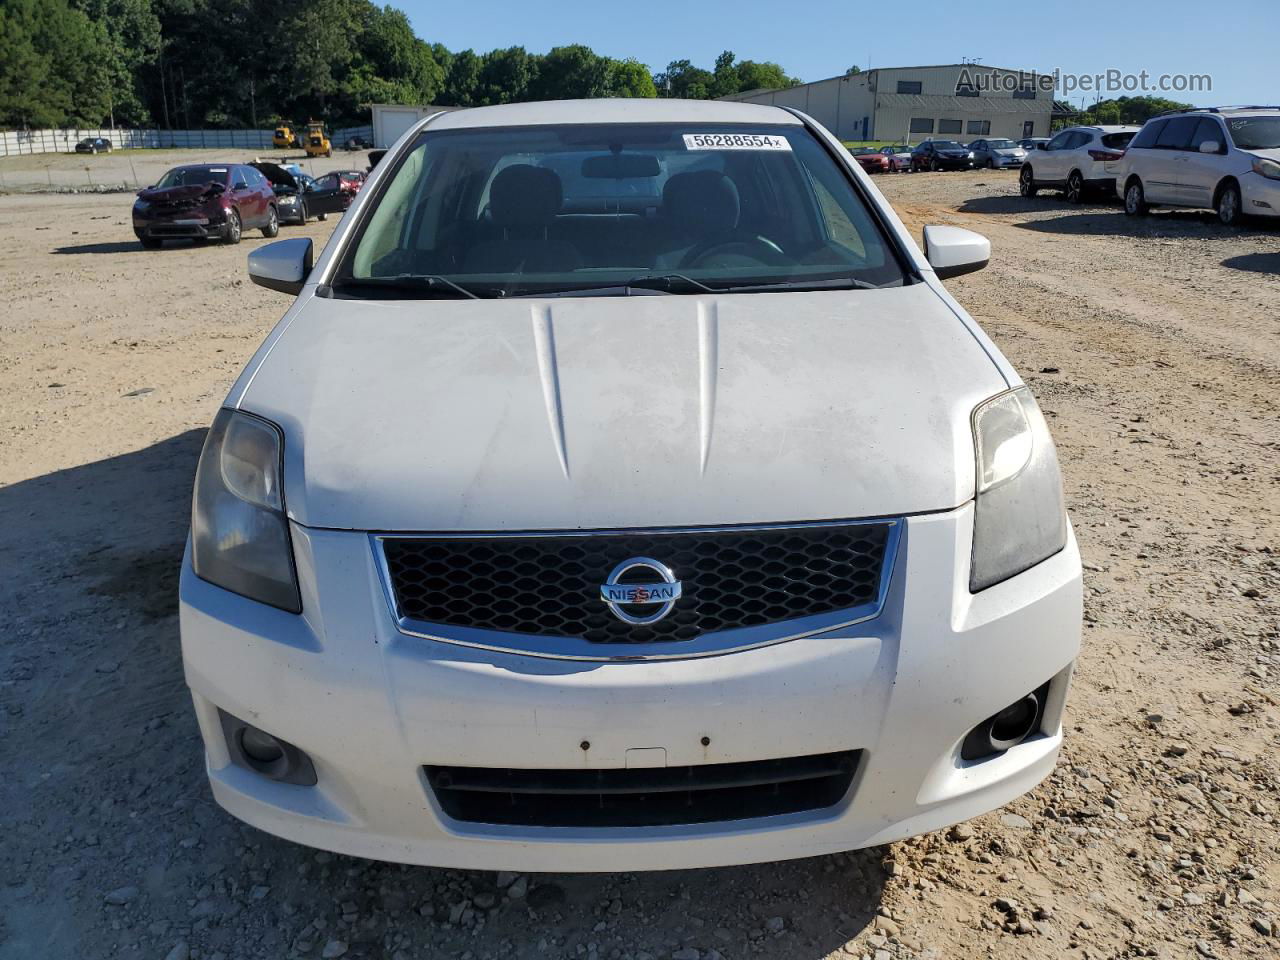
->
[426,98,800,131]
[1062,125,1140,133]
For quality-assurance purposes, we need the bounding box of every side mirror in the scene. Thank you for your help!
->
[923,225,990,280]
[1199,140,1221,154]
[233,180,248,191]
[248,237,313,296]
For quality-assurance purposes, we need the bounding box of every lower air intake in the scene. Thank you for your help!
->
[425,751,861,828]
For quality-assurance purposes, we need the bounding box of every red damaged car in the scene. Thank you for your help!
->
[849,146,891,174]
[133,164,279,248]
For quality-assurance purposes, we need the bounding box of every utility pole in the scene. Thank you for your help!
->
[250,78,258,132]
[159,52,172,141]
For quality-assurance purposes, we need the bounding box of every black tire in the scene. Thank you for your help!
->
[223,208,242,245]
[1019,166,1038,197]
[1124,179,1148,216]
[1065,170,1085,204]
[262,205,279,238]
[137,235,161,250]
[299,200,308,223]
[1215,181,1243,226]
[317,212,328,222]
[930,158,939,172]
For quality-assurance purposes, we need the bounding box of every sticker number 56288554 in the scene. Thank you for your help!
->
[682,133,792,151]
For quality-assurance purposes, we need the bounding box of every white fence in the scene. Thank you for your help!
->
[1,125,374,157]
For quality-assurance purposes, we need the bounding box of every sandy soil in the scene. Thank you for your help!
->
[0,169,1277,960]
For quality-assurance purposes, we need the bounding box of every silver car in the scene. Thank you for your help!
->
[968,138,1029,170]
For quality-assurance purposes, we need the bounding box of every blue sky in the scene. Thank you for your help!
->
[400,0,1270,107]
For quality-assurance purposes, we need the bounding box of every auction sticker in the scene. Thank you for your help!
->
[682,133,792,151]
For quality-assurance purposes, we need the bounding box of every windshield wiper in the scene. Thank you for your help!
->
[333,274,495,299]
[628,274,891,293]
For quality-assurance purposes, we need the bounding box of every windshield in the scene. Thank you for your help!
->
[987,139,1017,149]
[929,141,965,151]
[336,123,906,298]
[156,166,229,188]
[1227,116,1280,150]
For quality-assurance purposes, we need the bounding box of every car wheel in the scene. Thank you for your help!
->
[1019,166,1038,197]
[317,211,328,222]
[930,158,939,172]
[1215,182,1243,226]
[1124,179,1148,216]
[1065,170,1085,204]
[262,205,279,238]
[299,200,308,223]
[223,208,242,244]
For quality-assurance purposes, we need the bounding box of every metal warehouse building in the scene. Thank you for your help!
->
[725,64,1057,143]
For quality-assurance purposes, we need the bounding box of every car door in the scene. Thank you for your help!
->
[1038,130,1075,182]
[1147,117,1199,204]
[1179,117,1228,208]
[305,173,350,216]
[971,140,987,164]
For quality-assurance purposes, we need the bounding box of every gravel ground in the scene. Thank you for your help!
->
[0,169,1277,960]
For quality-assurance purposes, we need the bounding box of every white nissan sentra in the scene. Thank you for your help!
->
[180,99,1082,871]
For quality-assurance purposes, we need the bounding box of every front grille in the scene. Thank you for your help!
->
[426,751,861,828]
[381,522,892,645]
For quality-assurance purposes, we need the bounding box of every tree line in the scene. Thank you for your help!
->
[0,0,801,130]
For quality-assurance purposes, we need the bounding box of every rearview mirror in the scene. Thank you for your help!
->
[1199,140,1221,154]
[923,225,990,280]
[248,237,313,296]
[582,154,661,179]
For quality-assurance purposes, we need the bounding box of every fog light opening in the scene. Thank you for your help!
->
[960,682,1050,762]
[218,710,318,786]
[987,694,1040,751]
[239,726,286,765]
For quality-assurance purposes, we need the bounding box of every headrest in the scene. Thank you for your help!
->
[663,171,741,235]
[489,164,563,227]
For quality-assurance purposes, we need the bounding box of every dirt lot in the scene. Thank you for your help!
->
[0,167,1277,960]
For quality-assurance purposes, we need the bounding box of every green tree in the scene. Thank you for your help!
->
[710,50,739,99]
[606,58,656,98]
[443,48,481,106]
[655,59,713,99]
[735,59,798,93]
[477,46,534,105]
[531,44,611,100]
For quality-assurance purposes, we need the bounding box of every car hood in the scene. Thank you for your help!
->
[137,182,224,203]
[993,149,1024,156]
[1244,147,1280,162]
[249,160,299,190]
[235,285,1007,531]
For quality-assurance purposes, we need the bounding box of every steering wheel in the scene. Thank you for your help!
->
[680,234,788,269]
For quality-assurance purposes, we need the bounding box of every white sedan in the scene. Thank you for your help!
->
[180,98,1082,872]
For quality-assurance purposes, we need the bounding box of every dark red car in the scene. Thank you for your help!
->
[849,147,891,174]
[132,163,279,248]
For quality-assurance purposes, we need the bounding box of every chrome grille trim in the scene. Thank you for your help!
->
[371,518,901,662]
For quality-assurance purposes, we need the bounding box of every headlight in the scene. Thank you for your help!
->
[191,409,301,612]
[970,387,1067,591]
[967,152,975,158]
[1252,157,1280,181]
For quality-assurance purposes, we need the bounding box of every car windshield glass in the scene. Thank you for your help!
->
[156,166,229,188]
[987,139,1017,148]
[929,141,964,150]
[1226,116,1280,150]
[336,123,906,298]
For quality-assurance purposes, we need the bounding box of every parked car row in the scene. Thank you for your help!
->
[1018,105,1280,225]
[132,160,365,248]
[849,139,1033,173]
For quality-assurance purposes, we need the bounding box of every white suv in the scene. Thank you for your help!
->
[1115,106,1280,225]
[1018,125,1140,203]
[181,98,1081,872]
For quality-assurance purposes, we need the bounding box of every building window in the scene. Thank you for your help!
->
[956,82,979,98]
[908,117,934,134]
[897,80,923,95]
[1013,87,1036,100]
[967,119,991,135]
[938,119,963,134]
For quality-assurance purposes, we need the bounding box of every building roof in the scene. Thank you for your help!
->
[426,98,800,130]
[724,64,1050,99]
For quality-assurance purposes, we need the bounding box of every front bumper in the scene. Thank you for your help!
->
[991,155,1026,169]
[1242,172,1280,217]
[133,213,228,240]
[180,503,1082,871]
